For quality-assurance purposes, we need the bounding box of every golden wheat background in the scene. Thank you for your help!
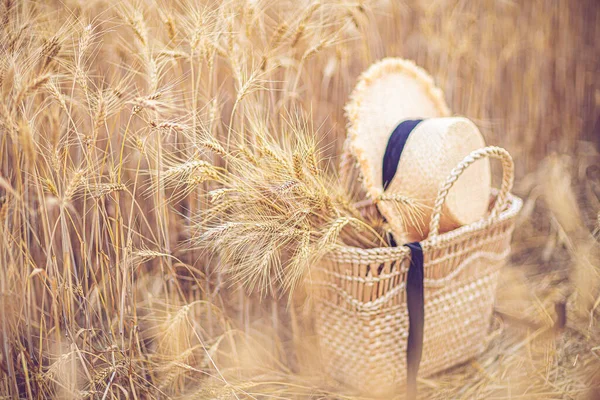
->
[0,0,598,398]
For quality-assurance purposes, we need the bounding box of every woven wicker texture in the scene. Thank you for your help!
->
[311,147,522,395]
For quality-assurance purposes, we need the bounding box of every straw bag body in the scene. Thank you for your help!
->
[311,147,522,395]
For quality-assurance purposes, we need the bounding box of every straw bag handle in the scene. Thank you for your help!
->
[428,146,514,238]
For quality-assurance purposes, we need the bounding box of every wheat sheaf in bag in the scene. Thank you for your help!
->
[344,58,492,243]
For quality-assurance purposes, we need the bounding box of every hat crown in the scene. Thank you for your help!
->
[383,117,491,240]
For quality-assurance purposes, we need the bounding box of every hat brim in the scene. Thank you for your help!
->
[345,58,450,200]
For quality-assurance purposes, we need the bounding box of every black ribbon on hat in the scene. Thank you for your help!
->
[382,119,423,190]
[382,119,425,399]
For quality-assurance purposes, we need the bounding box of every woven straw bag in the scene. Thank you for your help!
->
[311,146,522,396]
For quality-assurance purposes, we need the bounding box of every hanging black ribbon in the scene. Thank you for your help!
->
[382,120,425,398]
[404,242,424,400]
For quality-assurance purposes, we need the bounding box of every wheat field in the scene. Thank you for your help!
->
[0,0,599,398]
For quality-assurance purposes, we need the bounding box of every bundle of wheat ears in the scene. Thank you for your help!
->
[0,0,598,398]
[193,117,388,294]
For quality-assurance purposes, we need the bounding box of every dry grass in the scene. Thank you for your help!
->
[0,0,598,398]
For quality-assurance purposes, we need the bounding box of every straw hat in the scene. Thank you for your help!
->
[345,58,491,243]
